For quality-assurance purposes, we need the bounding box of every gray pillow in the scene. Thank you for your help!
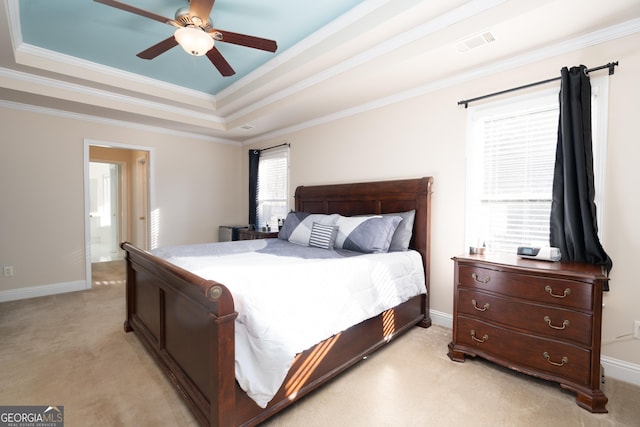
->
[334,215,403,253]
[384,210,415,251]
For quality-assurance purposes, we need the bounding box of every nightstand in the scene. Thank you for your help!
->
[238,229,279,240]
[448,253,608,413]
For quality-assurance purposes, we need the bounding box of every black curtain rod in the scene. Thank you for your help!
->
[458,61,618,109]
[252,142,290,154]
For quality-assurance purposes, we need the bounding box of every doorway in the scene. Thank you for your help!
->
[84,140,153,288]
[89,161,122,262]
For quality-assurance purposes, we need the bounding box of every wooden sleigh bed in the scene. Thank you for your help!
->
[121,176,433,426]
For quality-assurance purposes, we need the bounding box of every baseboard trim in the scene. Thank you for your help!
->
[429,309,453,329]
[601,355,640,387]
[429,309,640,387]
[0,280,87,302]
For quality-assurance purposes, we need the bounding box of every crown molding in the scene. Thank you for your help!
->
[15,43,217,103]
[0,98,240,145]
[215,0,395,104]
[0,64,227,128]
[243,17,640,145]
[226,0,507,122]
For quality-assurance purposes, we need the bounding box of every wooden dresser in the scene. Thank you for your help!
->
[448,254,609,413]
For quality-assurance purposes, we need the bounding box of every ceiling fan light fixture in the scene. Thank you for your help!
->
[174,26,214,56]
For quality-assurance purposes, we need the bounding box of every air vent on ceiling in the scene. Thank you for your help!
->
[456,31,495,53]
[240,124,255,130]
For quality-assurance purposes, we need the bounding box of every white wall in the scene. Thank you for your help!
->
[0,109,244,297]
[247,33,640,371]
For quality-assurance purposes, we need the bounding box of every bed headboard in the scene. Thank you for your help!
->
[294,177,433,294]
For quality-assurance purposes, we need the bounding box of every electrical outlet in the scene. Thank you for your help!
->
[3,265,14,277]
[634,320,640,340]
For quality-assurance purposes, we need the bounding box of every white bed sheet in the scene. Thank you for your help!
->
[154,239,426,408]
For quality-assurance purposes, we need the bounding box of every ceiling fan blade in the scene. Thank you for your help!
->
[94,0,179,26]
[137,37,179,60]
[212,30,278,52]
[206,47,235,77]
[189,0,216,25]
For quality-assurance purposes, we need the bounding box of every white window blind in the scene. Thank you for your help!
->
[465,76,608,254]
[257,146,289,230]
[480,104,558,252]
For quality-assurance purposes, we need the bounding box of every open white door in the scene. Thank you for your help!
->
[133,155,149,250]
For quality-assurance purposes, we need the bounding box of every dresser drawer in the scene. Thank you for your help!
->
[456,316,591,386]
[458,265,593,311]
[458,289,593,346]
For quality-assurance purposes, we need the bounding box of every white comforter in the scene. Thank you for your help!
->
[153,239,425,408]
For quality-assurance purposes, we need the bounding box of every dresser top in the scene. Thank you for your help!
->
[453,253,609,281]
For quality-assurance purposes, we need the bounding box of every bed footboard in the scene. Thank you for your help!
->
[121,242,238,427]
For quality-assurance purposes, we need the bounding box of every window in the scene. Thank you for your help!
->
[256,146,289,230]
[465,76,608,254]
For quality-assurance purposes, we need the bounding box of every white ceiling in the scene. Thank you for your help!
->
[1,0,639,145]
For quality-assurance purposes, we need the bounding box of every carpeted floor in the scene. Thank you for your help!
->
[0,261,638,426]
[91,260,127,287]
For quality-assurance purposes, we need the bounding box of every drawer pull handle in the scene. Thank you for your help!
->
[543,352,569,367]
[470,329,488,343]
[545,285,571,298]
[471,273,490,284]
[544,316,570,330]
[472,299,490,311]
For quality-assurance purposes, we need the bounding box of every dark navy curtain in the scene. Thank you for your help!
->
[248,149,260,227]
[550,65,612,289]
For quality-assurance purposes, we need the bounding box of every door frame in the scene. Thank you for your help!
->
[83,139,155,289]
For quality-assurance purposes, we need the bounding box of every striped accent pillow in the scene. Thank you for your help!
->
[308,222,339,249]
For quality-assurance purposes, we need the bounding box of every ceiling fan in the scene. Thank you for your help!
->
[94,0,278,77]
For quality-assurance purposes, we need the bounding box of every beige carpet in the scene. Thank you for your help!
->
[0,261,638,426]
